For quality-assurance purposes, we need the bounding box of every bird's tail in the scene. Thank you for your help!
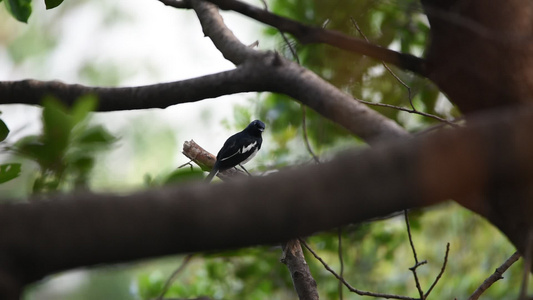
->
[204,167,219,183]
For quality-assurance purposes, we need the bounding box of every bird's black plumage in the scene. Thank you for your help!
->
[205,120,265,182]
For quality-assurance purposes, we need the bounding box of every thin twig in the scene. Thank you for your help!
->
[425,243,450,298]
[157,254,194,300]
[357,99,458,127]
[301,106,320,163]
[350,17,416,112]
[276,10,319,164]
[409,260,428,270]
[467,251,521,300]
[349,17,457,128]
[299,238,417,300]
[404,210,425,299]
[404,210,419,263]
[177,160,194,171]
[338,227,344,300]
[279,32,299,64]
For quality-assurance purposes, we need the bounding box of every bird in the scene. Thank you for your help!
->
[205,120,265,183]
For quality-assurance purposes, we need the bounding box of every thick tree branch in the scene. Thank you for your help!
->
[201,0,427,76]
[0,70,253,111]
[0,0,410,145]
[0,106,531,298]
[0,2,410,146]
[190,0,409,144]
[0,60,407,145]
[191,0,260,65]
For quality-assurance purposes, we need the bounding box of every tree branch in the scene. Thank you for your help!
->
[157,255,194,300]
[191,0,260,65]
[0,70,253,111]
[424,243,450,298]
[182,140,247,180]
[188,0,409,144]
[0,2,410,145]
[201,0,427,76]
[467,251,521,300]
[300,239,416,300]
[0,106,531,298]
[405,210,426,299]
[281,240,319,300]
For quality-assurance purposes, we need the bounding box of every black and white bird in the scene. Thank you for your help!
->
[205,120,265,182]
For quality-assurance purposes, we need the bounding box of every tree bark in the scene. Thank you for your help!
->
[282,240,319,300]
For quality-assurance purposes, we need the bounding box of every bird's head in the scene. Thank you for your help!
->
[248,120,266,134]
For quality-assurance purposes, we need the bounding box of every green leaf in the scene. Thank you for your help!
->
[163,168,203,185]
[16,135,45,160]
[0,163,21,184]
[4,0,32,23]
[77,125,115,145]
[70,156,94,173]
[42,97,72,158]
[71,95,98,125]
[44,0,64,9]
[0,119,9,142]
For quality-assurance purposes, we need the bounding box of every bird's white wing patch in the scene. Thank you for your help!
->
[219,150,240,161]
[240,148,258,165]
[242,141,257,153]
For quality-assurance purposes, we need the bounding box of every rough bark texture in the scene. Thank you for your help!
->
[282,240,319,300]
[182,140,247,180]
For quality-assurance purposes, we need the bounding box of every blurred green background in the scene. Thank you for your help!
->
[0,0,527,299]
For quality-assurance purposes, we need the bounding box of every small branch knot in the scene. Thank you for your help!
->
[409,260,428,271]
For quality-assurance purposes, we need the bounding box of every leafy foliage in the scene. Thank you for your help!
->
[14,96,116,193]
[0,163,21,184]
[2,0,65,23]
[260,0,454,152]
[44,0,63,9]
[3,0,32,23]
[0,117,9,142]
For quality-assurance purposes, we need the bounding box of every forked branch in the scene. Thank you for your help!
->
[202,0,427,75]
